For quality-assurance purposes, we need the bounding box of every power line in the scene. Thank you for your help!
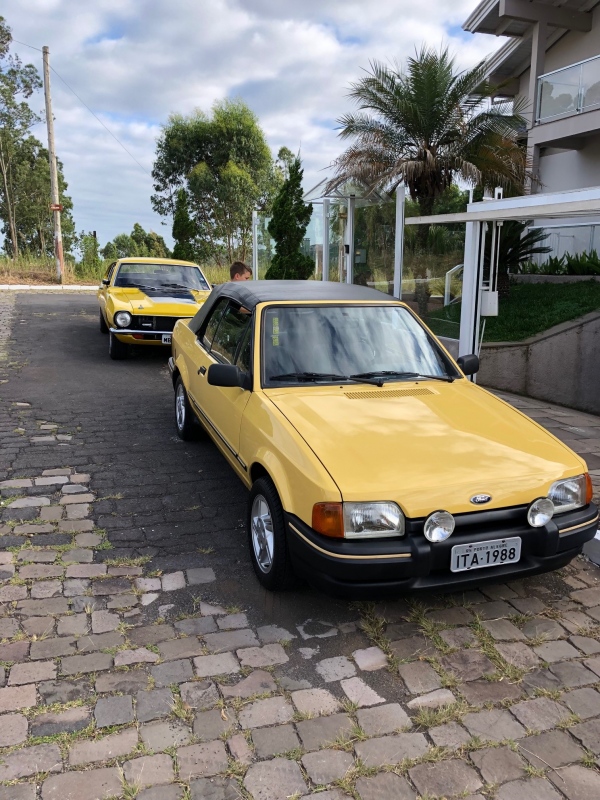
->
[12,38,151,177]
[12,39,42,52]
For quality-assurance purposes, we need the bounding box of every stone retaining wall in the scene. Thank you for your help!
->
[479,311,600,415]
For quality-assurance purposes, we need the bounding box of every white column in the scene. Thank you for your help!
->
[322,199,330,282]
[459,220,483,359]
[346,195,355,284]
[527,20,546,194]
[528,20,547,125]
[251,210,259,280]
[393,183,405,298]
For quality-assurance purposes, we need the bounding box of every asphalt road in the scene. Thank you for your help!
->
[3,292,354,628]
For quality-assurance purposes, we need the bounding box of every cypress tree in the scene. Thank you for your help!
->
[172,189,197,261]
[265,157,313,279]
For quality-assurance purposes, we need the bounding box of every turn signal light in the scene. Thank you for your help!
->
[585,472,594,504]
[312,503,344,538]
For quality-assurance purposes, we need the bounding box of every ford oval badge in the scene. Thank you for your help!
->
[471,494,492,505]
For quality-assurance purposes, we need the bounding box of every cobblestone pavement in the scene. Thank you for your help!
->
[0,291,599,799]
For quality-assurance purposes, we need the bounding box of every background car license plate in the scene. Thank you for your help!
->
[161,334,172,345]
[451,537,521,573]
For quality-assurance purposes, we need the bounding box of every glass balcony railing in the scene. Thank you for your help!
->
[537,53,600,123]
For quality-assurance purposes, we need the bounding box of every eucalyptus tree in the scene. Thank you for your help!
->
[152,99,282,265]
[0,16,42,257]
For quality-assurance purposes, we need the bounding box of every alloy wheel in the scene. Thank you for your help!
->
[175,384,186,431]
[251,494,274,573]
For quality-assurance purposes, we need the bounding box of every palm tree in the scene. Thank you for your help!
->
[328,47,529,313]
[489,221,551,297]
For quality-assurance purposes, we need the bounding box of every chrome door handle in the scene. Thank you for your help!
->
[198,366,207,376]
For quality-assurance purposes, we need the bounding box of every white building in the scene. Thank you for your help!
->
[464,0,600,257]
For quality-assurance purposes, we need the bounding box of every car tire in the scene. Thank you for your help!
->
[108,331,128,360]
[99,310,109,334]
[174,377,198,440]
[247,476,302,591]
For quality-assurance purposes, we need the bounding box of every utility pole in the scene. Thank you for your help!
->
[42,46,65,283]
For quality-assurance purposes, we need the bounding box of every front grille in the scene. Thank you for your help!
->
[406,505,529,536]
[131,315,190,332]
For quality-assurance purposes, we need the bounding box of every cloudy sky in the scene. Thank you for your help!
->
[4,0,500,249]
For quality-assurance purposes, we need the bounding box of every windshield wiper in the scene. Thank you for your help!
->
[269,371,384,386]
[119,283,160,292]
[350,370,455,383]
[158,282,193,290]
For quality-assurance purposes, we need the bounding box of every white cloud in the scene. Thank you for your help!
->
[4,0,500,248]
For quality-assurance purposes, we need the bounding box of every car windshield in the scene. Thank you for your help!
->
[114,263,210,292]
[262,304,455,387]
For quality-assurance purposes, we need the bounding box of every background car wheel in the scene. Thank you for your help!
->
[247,476,302,591]
[108,332,128,360]
[174,377,198,440]
[99,310,108,334]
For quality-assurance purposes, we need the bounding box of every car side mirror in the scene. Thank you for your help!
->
[207,364,250,390]
[457,354,480,376]
[101,278,109,286]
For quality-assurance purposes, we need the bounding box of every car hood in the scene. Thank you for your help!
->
[110,287,210,314]
[266,381,586,518]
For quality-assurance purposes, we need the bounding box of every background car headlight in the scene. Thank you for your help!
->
[424,510,455,542]
[114,311,132,328]
[527,497,554,527]
[549,474,592,514]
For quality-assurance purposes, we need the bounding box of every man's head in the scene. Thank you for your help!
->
[230,261,252,281]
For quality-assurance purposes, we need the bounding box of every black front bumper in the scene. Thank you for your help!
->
[286,503,599,598]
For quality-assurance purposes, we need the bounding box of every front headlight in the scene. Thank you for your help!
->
[114,311,132,328]
[549,474,592,514]
[343,502,405,539]
[312,502,405,539]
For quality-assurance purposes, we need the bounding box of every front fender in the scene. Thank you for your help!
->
[242,393,341,526]
[105,293,134,326]
[174,352,190,390]
[251,449,297,513]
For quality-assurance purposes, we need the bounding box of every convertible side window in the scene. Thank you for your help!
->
[105,262,116,282]
[210,303,252,365]
[236,326,252,373]
[201,298,229,350]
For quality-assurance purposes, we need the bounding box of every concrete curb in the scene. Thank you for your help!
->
[0,284,97,292]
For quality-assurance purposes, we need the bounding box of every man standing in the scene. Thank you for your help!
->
[230,261,252,281]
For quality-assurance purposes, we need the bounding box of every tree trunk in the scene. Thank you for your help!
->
[497,271,510,299]
[0,143,19,259]
[414,195,434,317]
[39,223,46,256]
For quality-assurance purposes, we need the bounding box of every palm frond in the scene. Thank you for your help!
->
[329,45,528,205]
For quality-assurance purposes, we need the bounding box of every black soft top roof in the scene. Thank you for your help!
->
[188,280,397,333]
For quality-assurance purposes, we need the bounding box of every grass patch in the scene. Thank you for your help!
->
[470,617,527,683]
[413,700,469,729]
[427,281,600,342]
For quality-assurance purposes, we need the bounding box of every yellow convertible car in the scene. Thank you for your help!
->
[98,257,211,359]
[168,281,598,596]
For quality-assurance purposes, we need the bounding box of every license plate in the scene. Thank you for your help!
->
[161,334,172,345]
[450,537,521,573]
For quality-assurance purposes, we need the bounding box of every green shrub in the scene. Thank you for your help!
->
[523,250,600,276]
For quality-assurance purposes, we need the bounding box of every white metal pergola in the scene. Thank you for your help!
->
[252,182,600,365]
[252,179,406,293]
[404,184,600,359]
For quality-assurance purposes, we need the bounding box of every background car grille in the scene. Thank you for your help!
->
[131,316,190,332]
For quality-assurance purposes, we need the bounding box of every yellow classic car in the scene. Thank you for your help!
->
[98,257,211,359]
[168,281,598,596]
